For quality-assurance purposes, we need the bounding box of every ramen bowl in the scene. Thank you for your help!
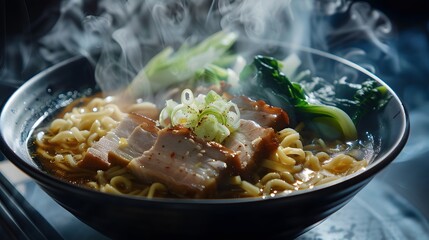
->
[0,46,409,239]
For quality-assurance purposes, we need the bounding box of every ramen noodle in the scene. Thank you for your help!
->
[34,94,369,199]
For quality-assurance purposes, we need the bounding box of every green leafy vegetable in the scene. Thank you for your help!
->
[239,55,358,140]
[125,31,238,98]
[125,30,390,142]
[349,79,391,124]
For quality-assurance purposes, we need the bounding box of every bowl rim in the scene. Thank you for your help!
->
[0,46,410,205]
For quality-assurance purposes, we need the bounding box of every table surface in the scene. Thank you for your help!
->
[1,153,428,240]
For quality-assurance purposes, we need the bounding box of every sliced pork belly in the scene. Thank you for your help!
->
[223,119,278,178]
[233,96,290,131]
[108,118,159,167]
[77,113,150,170]
[128,126,238,198]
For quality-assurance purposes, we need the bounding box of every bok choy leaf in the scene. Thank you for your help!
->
[349,79,391,124]
[239,55,358,140]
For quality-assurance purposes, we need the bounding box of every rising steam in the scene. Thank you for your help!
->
[5,0,425,161]
[24,0,394,94]
[2,0,382,94]
[0,0,396,87]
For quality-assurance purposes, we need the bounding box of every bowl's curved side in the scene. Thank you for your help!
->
[0,56,96,189]
[38,175,370,238]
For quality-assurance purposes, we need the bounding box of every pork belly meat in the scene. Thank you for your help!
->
[77,113,154,170]
[233,96,290,131]
[223,119,278,178]
[108,117,159,167]
[128,126,238,198]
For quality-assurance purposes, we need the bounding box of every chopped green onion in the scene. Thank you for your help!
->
[159,89,240,143]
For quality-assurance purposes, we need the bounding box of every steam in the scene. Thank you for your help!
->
[218,0,297,41]
[6,0,395,93]
[1,0,426,162]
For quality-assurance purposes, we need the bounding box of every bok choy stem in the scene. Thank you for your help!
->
[125,31,238,99]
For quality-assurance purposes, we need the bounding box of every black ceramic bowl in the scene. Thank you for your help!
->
[0,46,409,239]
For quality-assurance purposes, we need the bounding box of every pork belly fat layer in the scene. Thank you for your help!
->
[109,118,159,167]
[77,113,151,170]
[128,127,237,198]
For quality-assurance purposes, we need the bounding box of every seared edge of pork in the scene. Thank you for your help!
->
[232,96,289,131]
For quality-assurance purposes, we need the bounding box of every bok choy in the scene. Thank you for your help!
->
[239,55,391,141]
[348,79,391,124]
[239,55,358,140]
[125,31,238,98]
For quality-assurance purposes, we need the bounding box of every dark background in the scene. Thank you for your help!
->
[367,0,429,224]
[1,0,429,107]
